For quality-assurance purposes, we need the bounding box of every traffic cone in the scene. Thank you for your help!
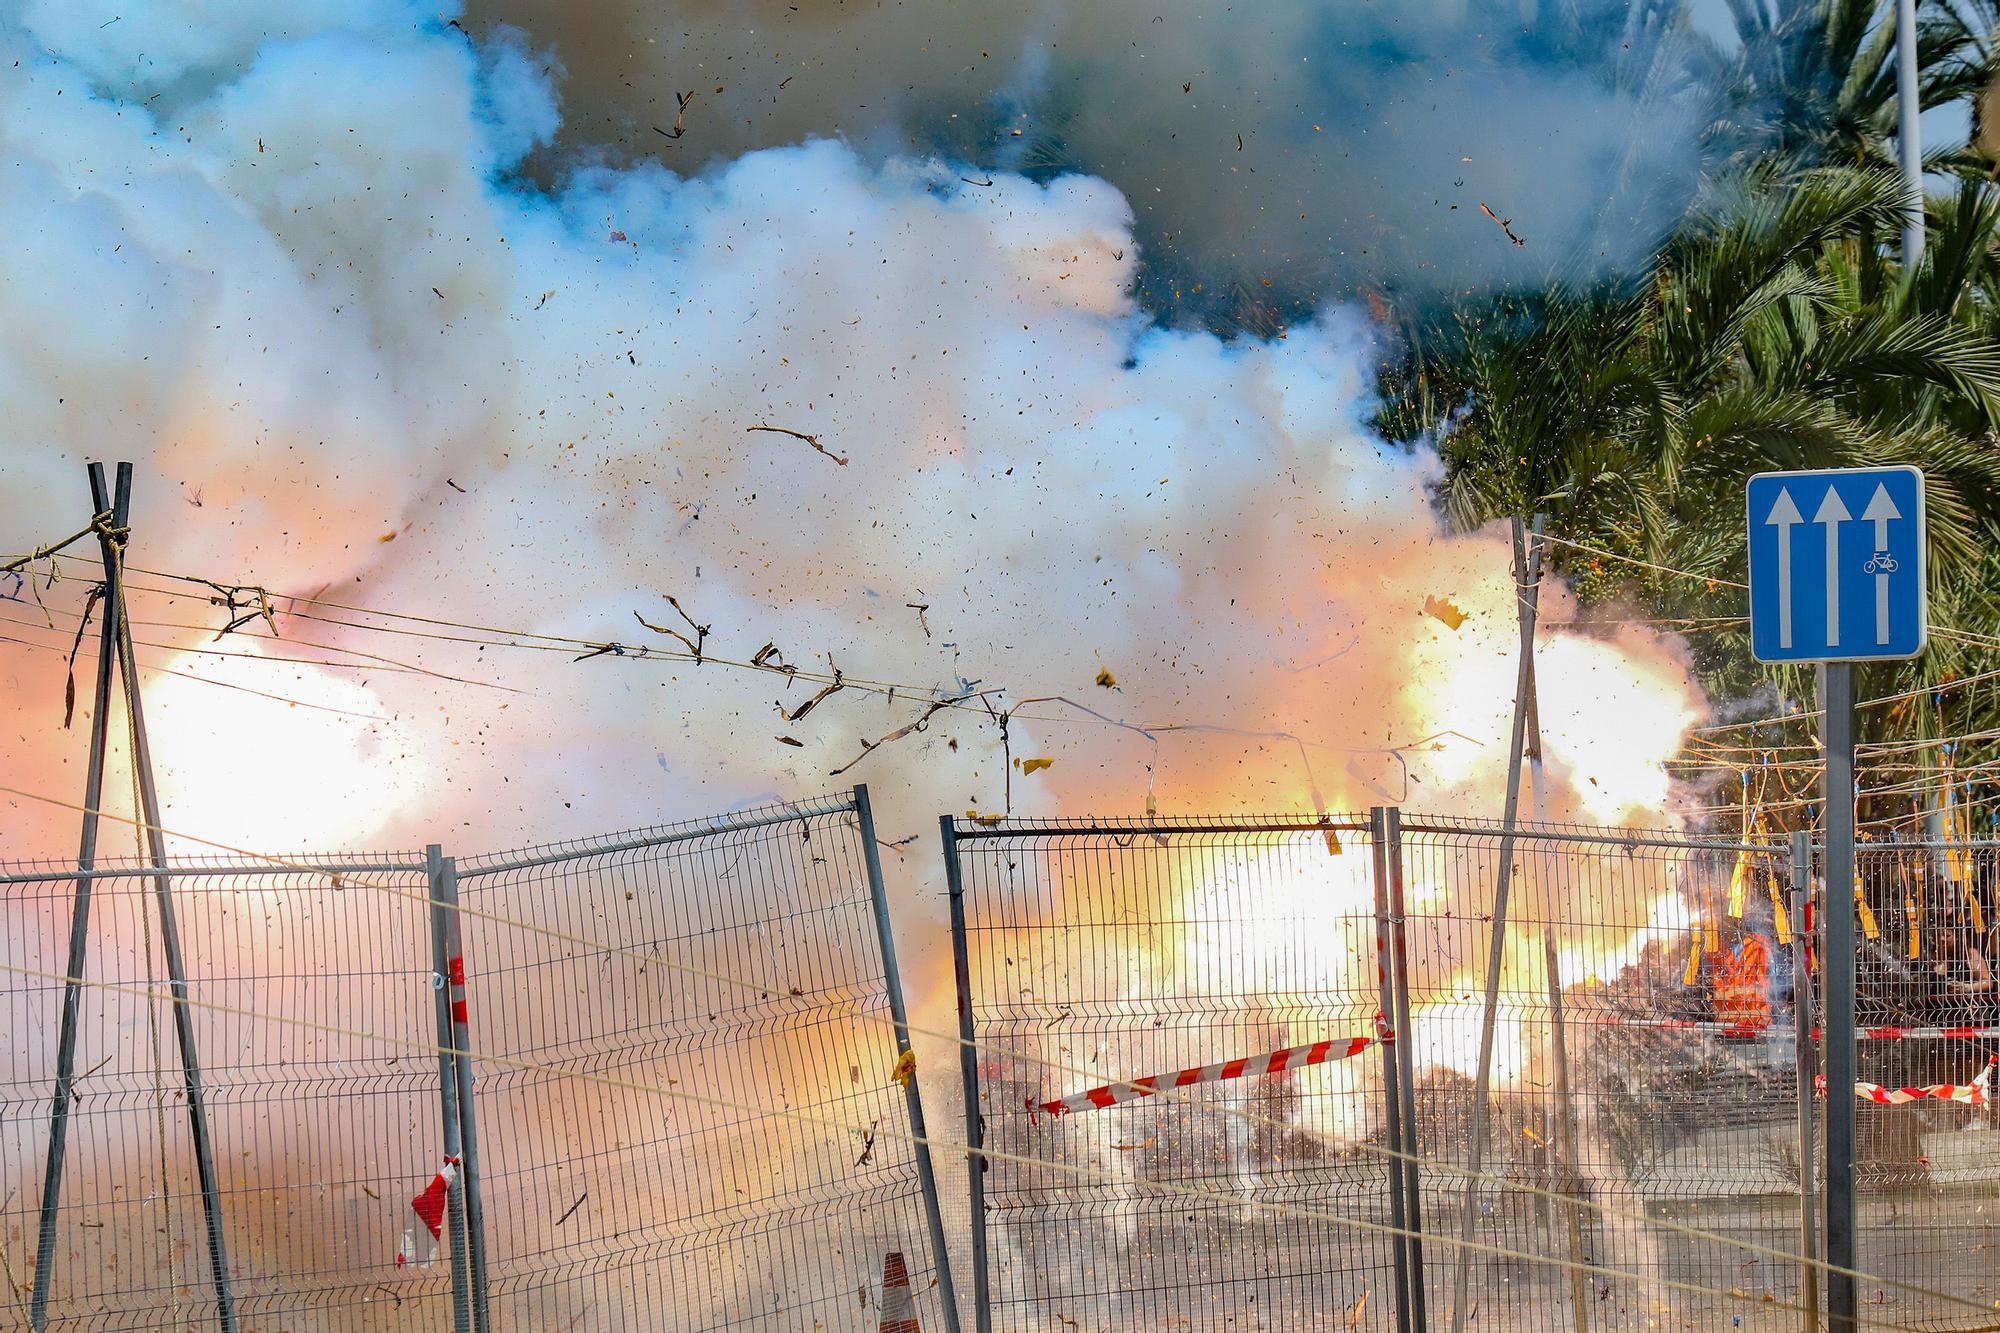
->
[878,1251,921,1333]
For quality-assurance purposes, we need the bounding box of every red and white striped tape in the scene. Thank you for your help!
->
[395,1156,461,1268]
[1595,1018,2000,1042]
[1815,1056,1996,1106]
[1853,1024,2000,1042]
[1597,1017,1774,1039]
[448,954,469,1031]
[1034,1026,1383,1118]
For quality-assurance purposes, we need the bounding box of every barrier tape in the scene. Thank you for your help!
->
[1815,1055,1996,1106]
[1034,1020,1385,1117]
[395,1155,461,1268]
[1594,1018,2000,1041]
[1031,1021,1999,1118]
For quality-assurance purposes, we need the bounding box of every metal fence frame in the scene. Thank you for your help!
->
[0,850,450,1329]
[3,785,958,1330]
[449,784,959,1332]
[943,807,2000,1333]
[943,810,1402,1332]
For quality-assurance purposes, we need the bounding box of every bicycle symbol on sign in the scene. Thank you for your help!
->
[1863,553,1899,575]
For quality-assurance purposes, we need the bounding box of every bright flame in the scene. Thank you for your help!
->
[137,648,422,853]
[1538,631,1704,823]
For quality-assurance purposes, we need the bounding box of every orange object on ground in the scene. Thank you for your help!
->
[879,1252,921,1333]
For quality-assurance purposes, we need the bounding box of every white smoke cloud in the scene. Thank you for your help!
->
[0,0,1708,870]
[0,2,1720,1320]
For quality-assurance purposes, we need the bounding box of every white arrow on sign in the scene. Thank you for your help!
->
[1765,487,1803,649]
[1814,487,1851,647]
[1863,483,1901,646]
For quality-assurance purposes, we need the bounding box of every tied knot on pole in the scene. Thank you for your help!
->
[89,509,129,552]
[1374,1011,1396,1045]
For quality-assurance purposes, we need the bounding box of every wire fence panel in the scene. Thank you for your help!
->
[454,794,951,1331]
[0,854,451,1332]
[949,813,2000,1333]
[1395,821,1802,1333]
[16,801,2000,1332]
[1850,842,2000,1331]
[949,817,1402,1332]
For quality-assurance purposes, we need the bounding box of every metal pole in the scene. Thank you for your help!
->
[1518,514,1583,1331]
[1790,832,1820,1333]
[941,817,993,1333]
[427,846,474,1333]
[1371,808,1415,1333]
[1819,663,1858,1333]
[1384,806,1429,1331]
[1896,0,1924,270]
[436,857,491,1333]
[855,787,963,1333]
[109,461,238,1332]
[1449,516,1543,1333]
[1543,929,1589,1333]
[30,463,129,1333]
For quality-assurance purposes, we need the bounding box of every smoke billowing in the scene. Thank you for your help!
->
[463,0,1713,323]
[0,0,1728,1318]
[0,0,1711,865]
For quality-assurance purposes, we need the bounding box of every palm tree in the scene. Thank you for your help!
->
[1688,0,1978,171]
[1386,165,2000,828]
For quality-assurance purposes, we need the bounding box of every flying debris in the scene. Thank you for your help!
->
[745,423,849,466]
[1478,202,1526,246]
[1424,594,1469,629]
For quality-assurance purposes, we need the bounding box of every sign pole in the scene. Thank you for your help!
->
[1748,465,1920,1333]
[1819,662,1857,1333]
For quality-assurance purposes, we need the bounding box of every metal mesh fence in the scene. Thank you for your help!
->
[0,853,450,1331]
[454,793,952,1331]
[1395,819,1800,1332]
[1,790,954,1332]
[1847,841,2000,1331]
[946,811,2000,1333]
[946,816,1402,1331]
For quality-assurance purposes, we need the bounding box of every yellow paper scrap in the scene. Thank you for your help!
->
[1423,594,1468,630]
[1854,878,1880,941]
[1770,875,1793,946]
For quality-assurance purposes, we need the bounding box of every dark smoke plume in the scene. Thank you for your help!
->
[469,0,1714,327]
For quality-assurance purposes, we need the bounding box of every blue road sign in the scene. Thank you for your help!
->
[1746,466,1927,663]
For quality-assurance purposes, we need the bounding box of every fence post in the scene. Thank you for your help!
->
[436,856,492,1333]
[108,459,239,1332]
[31,464,130,1332]
[1370,807,1415,1333]
[426,845,474,1333]
[1817,662,1858,1333]
[1541,928,1588,1333]
[940,816,993,1333]
[1450,517,1542,1333]
[854,786,963,1333]
[1383,806,1429,1331]
[1790,832,1820,1332]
